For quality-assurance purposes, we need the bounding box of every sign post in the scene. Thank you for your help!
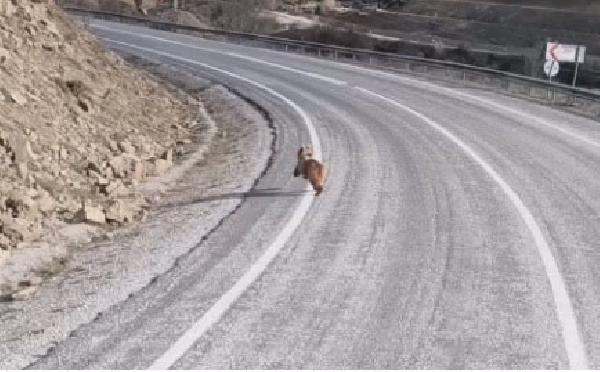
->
[544,60,559,81]
[572,45,585,87]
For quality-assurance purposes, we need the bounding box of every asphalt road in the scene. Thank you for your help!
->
[28,19,600,369]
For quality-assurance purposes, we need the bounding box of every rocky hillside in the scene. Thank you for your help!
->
[0,0,196,254]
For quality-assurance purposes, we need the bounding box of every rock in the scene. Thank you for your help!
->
[0,47,9,65]
[0,0,17,17]
[1,88,27,105]
[11,286,38,301]
[118,140,135,155]
[0,129,7,148]
[18,275,42,287]
[36,192,56,216]
[0,216,32,242]
[16,163,28,179]
[57,224,99,245]
[59,147,68,161]
[86,158,104,175]
[108,140,119,153]
[161,148,173,163]
[4,192,38,218]
[50,144,60,159]
[105,199,136,224]
[41,19,59,37]
[11,134,36,164]
[0,247,9,265]
[0,233,10,250]
[79,202,105,224]
[109,155,129,178]
[150,158,171,176]
[132,159,145,181]
[95,176,109,186]
[105,179,127,196]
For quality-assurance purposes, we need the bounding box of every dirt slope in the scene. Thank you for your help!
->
[0,1,196,259]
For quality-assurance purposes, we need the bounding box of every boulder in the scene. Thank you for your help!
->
[4,193,38,218]
[11,286,38,301]
[105,179,127,197]
[108,140,119,154]
[132,159,145,181]
[0,247,9,265]
[118,140,135,155]
[11,134,36,164]
[161,148,173,163]
[0,47,8,65]
[36,192,56,216]
[0,216,32,242]
[79,202,105,224]
[149,158,171,176]
[1,88,26,105]
[16,163,28,179]
[0,232,10,249]
[0,0,17,17]
[109,155,129,178]
[105,199,136,224]
[59,147,68,161]
[18,275,42,288]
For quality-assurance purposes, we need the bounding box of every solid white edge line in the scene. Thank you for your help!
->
[332,61,600,151]
[355,86,588,370]
[99,39,321,369]
[100,33,587,369]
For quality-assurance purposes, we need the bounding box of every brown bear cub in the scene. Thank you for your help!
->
[294,145,327,196]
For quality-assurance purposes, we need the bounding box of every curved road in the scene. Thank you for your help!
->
[29,19,600,369]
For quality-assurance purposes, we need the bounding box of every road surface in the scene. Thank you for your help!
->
[27,19,600,369]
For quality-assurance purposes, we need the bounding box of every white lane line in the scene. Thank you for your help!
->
[93,24,346,86]
[96,21,600,150]
[102,34,586,368]
[355,86,588,370]
[101,39,321,369]
[332,63,600,150]
[94,23,600,150]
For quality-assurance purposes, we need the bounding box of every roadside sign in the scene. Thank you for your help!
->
[544,60,559,77]
[546,42,586,63]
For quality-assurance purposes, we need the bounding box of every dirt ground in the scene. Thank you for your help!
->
[0,57,274,369]
[0,1,207,299]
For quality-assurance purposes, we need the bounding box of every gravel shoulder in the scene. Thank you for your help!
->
[0,60,274,369]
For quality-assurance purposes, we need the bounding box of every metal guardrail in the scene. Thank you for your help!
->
[62,6,600,119]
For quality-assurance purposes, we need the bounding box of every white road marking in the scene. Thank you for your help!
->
[329,62,600,150]
[355,86,588,370]
[99,31,588,368]
[93,24,346,86]
[101,39,321,369]
[95,22,600,150]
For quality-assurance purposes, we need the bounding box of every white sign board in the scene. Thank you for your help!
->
[544,60,559,77]
[546,42,585,63]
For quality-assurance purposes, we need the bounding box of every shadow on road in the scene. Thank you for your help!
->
[161,188,309,209]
